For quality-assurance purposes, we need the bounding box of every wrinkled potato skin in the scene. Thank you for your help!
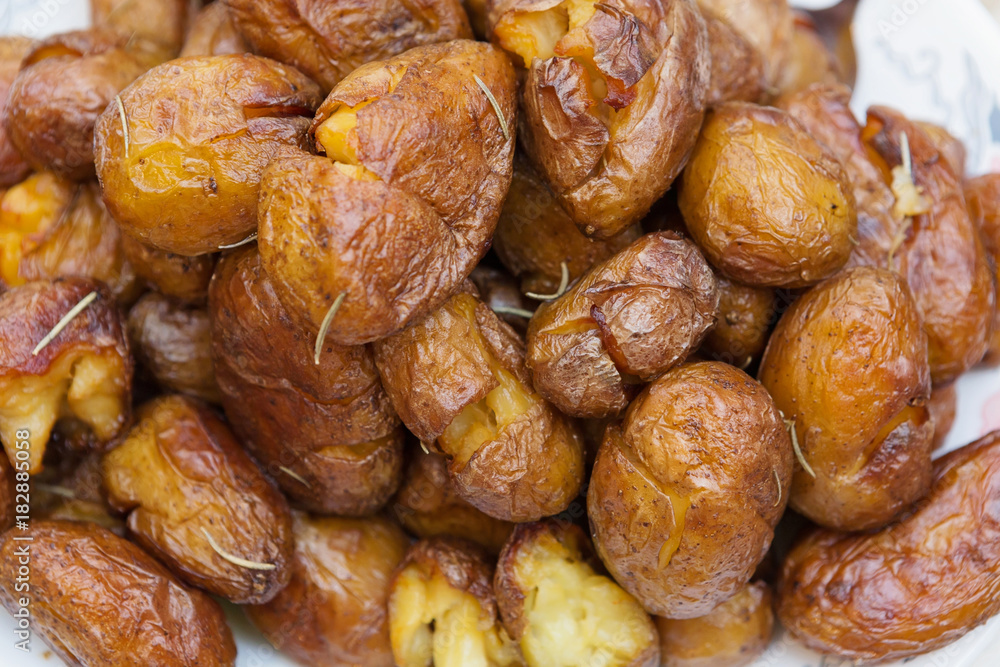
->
[95,54,323,255]
[679,102,857,288]
[696,0,792,88]
[224,0,472,91]
[0,37,34,186]
[127,293,220,403]
[0,520,236,667]
[93,0,196,61]
[210,246,403,516]
[928,383,957,451]
[527,232,719,418]
[120,236,216,304]
[181,2,250,57]
[588,361,792,618]
[777,430,1000,664]
[699,9,765,106]
[103,395,294,604]
[966,173,1000,365]
[246,513,409,667]
[699,276,776,368]
[773,12,842,96]
[656,581,773,667]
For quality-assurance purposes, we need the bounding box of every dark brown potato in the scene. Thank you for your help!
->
[0,520,236,666]
[0,36,34,187]
[759,267,933,531]
[259,40,516,345]
[470,264,535,334]
[224,0,472,91]
[928,383,957,451]
[917,120,966,180]
[699,8,765,106]
[210,246,404,516]
[374,290,585,522]
[0,453,13,531]
[245,512,409,667]
[773,11,843,96]
[181,1,250,57]
[777,430,1000,664]
[588,361,792,618]
[92,0,196,61]
[0,171,78,289]
[696,0,792,89]
[699,276,776,369]
[94,54,323,255]
[120,235,217,304]
[494,520,660,667]
[103,395,294,604]
[0,278,131,474]
[492,0,709,239]
[465,0,490,38]
[29,445,124,536]
[679,102,857,288]
[966,172,1000,365]
[526,232,719,418]
[127,292,220,403]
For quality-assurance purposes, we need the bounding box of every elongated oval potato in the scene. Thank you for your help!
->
[699,276,776,369]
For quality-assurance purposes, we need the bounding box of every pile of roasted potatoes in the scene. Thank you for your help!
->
[1,0,999,666]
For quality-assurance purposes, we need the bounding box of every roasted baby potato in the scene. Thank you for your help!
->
[526,231,718,418]
[374,289,585,522]
[127,292,220,403]
[0,171,77,288]
[224,0,472,91]
[0,452,13,531]
[258,40,516,344]
[0,36,34,187]
[917,120,966,180]
[696,0,792,88]
[392,447,515,554]
[120,235,217,304]
[759,267,933,531]
[679,101,857,288]
[773,11,842,96]
[92,0,195,61]
[388,537,523,667]
[470,264,535,334]
[928,383,957,451]
[0,520,237,666]
[103,395,294,604]
[94,54,323,255]
[966,172,1000,365]
[492,0,709,239]
[588,361,792,618]
[245,512,409,667]
[494,520,660,667]
[700,276,776,369]
[180,1,250,57]
[30,446,124,536]
[210,246,404,516]
[656,580,774,667]
[699,8,765,106]
[777,430,1000,663]
[0,278,131,474]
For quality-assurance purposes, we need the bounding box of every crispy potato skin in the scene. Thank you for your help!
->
[103,395,294,604]
[928,383,957,452]
[777,430,1000,664]
[0,520,236,667]
[245,513,409,667]
[966,173,1000,365]
[92,0,195,61]
[655,581,773,667]
[224,0,472,91]
[699,9,765,106]
[700,276,776,368]
[209,246,403,516]
[759,267,933,531]
[94,54,322,255]
[0,37,34,187]
[259,40,516,345]
[120,236,216,304]
[679,102,857,288]
[773,12,842,97]
[696,0,792,88]
[526,232,719,418]
[181,2,250,57]
[588,361,792,618]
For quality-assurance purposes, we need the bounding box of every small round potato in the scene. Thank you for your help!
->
[180,2,250,57]
[120,235,217,304]
[0,36,34,186]
[696,0,792,88]
[699,276,777,369]
[92,0,195,61]
[588,361,792,618]
[679,101,857,288]
[698,8,765,106]
[966,173,1000,366]
[773,12,843,97]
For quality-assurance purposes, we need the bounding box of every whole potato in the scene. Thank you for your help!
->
[492,0,709,239]
[773,12,843,96]
[699,276,777,369]
[699,8,765,106]
[916,120,966,180]
[103,395,294,604]
[759,267,933,531]
[0,36,34,186]
[92,0,196,61]
[696,0,792,88]
[0,520,236,666]
[246,512,409,667]
[777,430,1000,663]
[588,361,792,618]
[120,235,217,304]
[94,54,323,255]
[0,171,77,289]
[928,383,957,451]
[965,172,1000,366]
[180,2,250,57]
[679,102,857,288]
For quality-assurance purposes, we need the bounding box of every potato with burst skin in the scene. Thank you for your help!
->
[246,513,409,667]
[698,8,765,106]
[491,0,709,239]
[388,537,523,667]
[0,172,77,289]
[526,232,719,418]
[181,2,250,57]
[588,361,792,618]
[103,395,294,604]
[0,37,34,187]
[95,54,323,255]
[777,430,1000,664]
[928,383,957,451]
[696,0,792,89]
[120,236,216,304]
[965,172,1000,366]
[494,520,660,667]
[0,520,236,667]
[679,102,857,288]
[210,246,404,516]
[374,289,585,522]
[0,278,131,475]
[92,0,196,61]
[699,276,776,369]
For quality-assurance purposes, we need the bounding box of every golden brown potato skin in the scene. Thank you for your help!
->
[773,12,842,97]
[94,54,322,255]
[966,173,1000,365]
[92,0,195,61]
[699,9,765,106]
[777,430,1000,664]
[180,2,250,57]
[928,383,957,452]
[917,120,966,181]
[700,276,776,368]
[224,0,472,91]
[0,37,34,186]
[759,267,933,531]
[679,102,857,288]
[696,0,792,89]
[526,232,719,418]
[120,236,216,304]
[655,581,773,667]
[103,395,294,604]
[588,361,792,618]
[210,246,403,516]
[246,512,409,667]
[0,520,237,667]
